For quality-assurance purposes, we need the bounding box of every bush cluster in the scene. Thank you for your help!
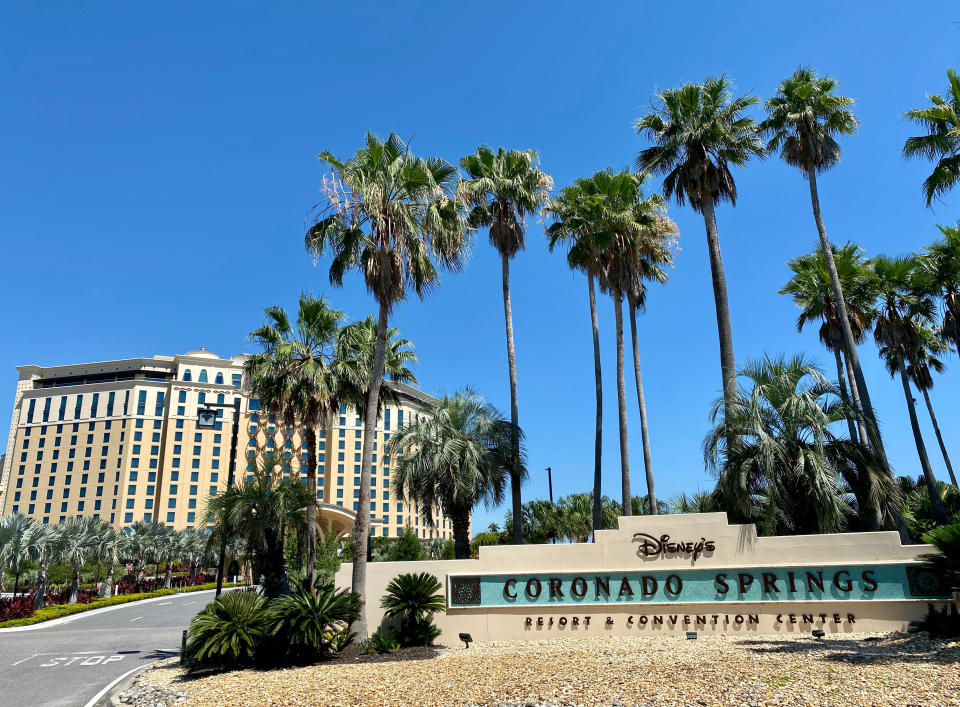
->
[184,577,361,669]
[360,572,445,654]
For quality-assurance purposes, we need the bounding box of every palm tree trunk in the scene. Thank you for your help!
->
[805,160,886,462]
[500,252,523,544]
[68,565,80,605]
[101,563,114,598]
[629,304,657,515]
[13,574,20,598]
[841,350,865,444]
[304,425,319,586]
[899,367,949,524]
[452,507,471,560]
[698,191,738,410]
[35,559,47,610]
[613,289,632,515]
[351,298,390,640]
[920,386,958,488]
[163,559,173,589]
[588,273,603,539]
[833,347,859,443]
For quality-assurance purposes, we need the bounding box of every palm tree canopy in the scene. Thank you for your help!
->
[902,68,960,206]
[245,293,344,430]
[305,132,467,311]
[388,388,520,524]
[704,354,862,534]
[871,255,938,376]
[635,76,765,211]
[920,223,960,351]
[332,315,417,414]
[545,169,677,301]
[458,146,552,259]
[780,242,876,348]
[761,66,858,175]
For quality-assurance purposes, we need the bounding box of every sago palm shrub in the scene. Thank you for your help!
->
[380,572,445,647]
[185,589,269,669]
[267,576,361,664]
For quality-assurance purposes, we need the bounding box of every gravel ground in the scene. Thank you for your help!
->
[120,632,960,706]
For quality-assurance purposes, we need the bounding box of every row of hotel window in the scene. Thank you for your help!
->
[24,390,238,423]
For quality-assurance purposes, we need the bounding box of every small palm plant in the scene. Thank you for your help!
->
[267,576,361,664]
[380,572,445,647]
[185,589,269,669]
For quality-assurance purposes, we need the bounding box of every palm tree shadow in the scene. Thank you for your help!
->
[739,633,960,665]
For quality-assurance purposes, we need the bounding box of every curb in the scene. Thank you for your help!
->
[84,656,168,707]
[0,589,221,633]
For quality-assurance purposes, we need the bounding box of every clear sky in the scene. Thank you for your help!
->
[2,2,958,535]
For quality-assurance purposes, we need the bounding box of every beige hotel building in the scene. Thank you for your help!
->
[0,348,458,541]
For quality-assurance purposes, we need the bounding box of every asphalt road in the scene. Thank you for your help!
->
[0,589,218,707]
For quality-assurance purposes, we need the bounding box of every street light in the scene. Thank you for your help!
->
[545,467,553,504]
[197,398,241,597]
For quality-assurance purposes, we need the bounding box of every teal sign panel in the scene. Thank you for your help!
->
[448,564,950,607]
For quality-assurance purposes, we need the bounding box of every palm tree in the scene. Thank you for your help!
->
[91,522,121,597]
[903,68,960,206]
[668,490,715,514]
[124,520,156,585]
[780,243,876,445]
[761,67,889,465]
[705,354,895,536]
[871,255,949,525]
[1,513,34,597]
[54,517,97,604]
[28,522,55,609]
[557,493,593,543]
[636,76,764,420]
[458,146,552,544]
[246,294,343,586]
[205,453,313,598]
[921,223,960,353]
[904,322,957,488]
[545,181,606,538]
[305,132,467,637]
[389,388,516,559]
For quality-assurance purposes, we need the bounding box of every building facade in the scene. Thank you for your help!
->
[0,348,458,541]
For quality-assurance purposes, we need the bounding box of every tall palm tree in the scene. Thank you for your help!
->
[305,131,467,637]
[389,388,516,559]
[705,354,895,536]
[636,76,764,418]
[28,522,55,609]
[903,68,960,206]
[761,67,889,464]
[921,223,960,353]
[545,181,606,538]
[205,453,312,598]
[92,522,121,597]
[124,520,156,584]
[458,146,552,544]
[246,294,343,586]
[904,322,957,488]
[557,493,593,543]
[780,243,876,445]
[871,255,949,525]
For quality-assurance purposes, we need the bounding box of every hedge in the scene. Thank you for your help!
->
[0,582,243,628]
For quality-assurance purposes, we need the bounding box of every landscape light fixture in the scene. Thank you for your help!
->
[812,629,826,639]
[685,632,698,640]
[196,407,218,429]
[459,632,473,648]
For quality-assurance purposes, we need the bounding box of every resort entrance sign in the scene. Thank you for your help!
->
[340,512,953,642]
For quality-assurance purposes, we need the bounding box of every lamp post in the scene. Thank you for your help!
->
[197,398,241,597]
[545,467,553,504]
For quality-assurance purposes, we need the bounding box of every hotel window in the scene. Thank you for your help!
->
[168,498,176,508]
[231,373,242,389]
[215,372,224,384]
[58,397,67,421]
[167,512,175,523]
[91,393,99,417]
[136,391,146,415]
[209,486,217,496]
[155,392,164,416]
[178,390,187,403]
[187,512,195,523]
[198,369,208,383]
[198,393,206,405]
[42,397,51,422]
[26,398,36,423]
[183,369,192,381]
[106,392,115,417]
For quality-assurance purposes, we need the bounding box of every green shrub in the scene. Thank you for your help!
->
[266,576,361,664]
[360,627,400,654]
[922,522,960,588]
[911,603,960,638]
[380,572,445,647]
[389,525,426,561]
[185,589,269,669]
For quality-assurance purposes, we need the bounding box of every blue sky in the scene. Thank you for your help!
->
[2,2,959,534]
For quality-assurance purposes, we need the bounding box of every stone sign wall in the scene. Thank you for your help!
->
[335,512,950,642]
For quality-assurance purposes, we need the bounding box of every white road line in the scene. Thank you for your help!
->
[157,602,171,606]
[128,616,143,622]
[182,601,196,605]
[11,653,38,666]
[82,663,148,707]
